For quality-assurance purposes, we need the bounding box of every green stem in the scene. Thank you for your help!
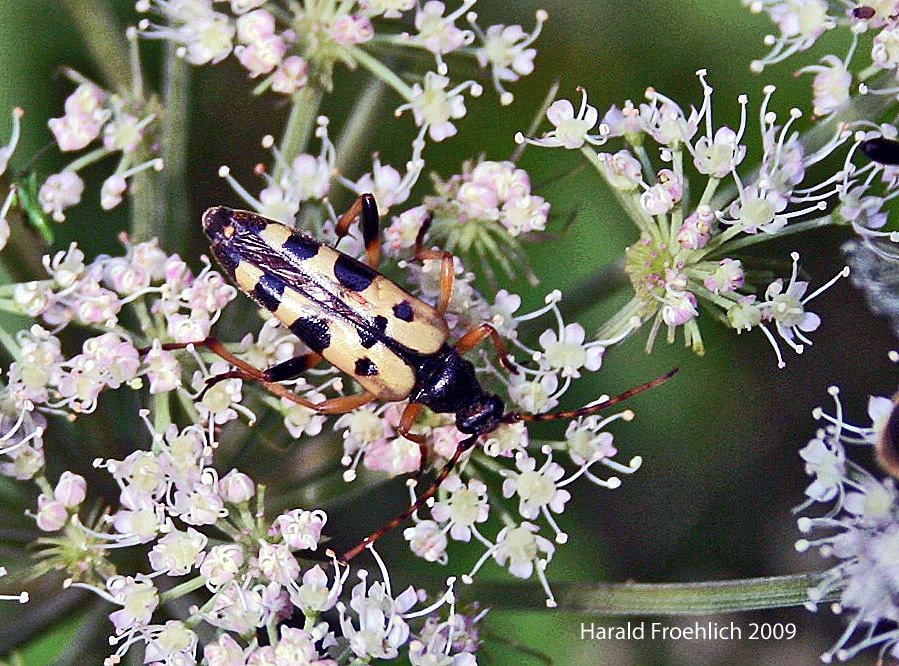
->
[159,575,208,602]
[595,296,647,340]
[152,392,171,444]
[62,147,112,174]
[344,45,416,101]
[59,0,131,93]
[159,42,192,252]
[511,78,560,164]
[706,215,838,257]
[0,322,22,362]
[273,85,325,183]
[462,573,836,614]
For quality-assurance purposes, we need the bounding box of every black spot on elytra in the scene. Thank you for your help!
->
[334,254,377,292]
[290,317,331,353]
[282,233,320,262]
[393,301,414,322]
[252,272,286,312]
[358,315,389,348]
[354,357,378,376]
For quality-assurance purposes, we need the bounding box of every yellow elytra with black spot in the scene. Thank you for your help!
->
[203,207,450,401]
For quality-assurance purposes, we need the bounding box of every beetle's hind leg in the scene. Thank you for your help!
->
[336,193,380,268]
[156,338,376,414]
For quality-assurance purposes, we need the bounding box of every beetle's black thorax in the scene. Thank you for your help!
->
[410,345,479,413]
[410,345,506,435]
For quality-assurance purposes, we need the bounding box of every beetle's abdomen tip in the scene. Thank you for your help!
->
[202,206,236,242]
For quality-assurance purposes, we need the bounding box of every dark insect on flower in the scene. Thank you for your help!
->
[166,195,677,561]
[860,136,899,165]
[876,392,899,478]
[852,6,876,19]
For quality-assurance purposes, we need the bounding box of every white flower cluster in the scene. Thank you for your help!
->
[795,383,899,663]
[518,72,853,366]
[137,0,542,109]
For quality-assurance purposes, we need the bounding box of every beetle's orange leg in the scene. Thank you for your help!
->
[412,211,454,315]
[397,402,429,473]
[455,322,517,373]
[335,193,380,268]
[416,248,454,316]
[157,338,374,414]
[413,211,434,254]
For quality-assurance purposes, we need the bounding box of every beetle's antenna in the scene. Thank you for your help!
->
[505,367,679,423]
[340,433,480,563]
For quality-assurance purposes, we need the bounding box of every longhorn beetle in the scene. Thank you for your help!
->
[173,194,677,562]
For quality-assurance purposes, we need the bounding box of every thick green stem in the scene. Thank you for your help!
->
[131,143,162,243]
[273,86,325,183]
[159,42,192,251]
[59,0,131,93]
[462,573,836,614]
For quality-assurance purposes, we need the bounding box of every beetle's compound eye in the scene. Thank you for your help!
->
[456,393,505,436]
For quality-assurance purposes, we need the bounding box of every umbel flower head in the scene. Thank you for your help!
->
[517,71,853,367]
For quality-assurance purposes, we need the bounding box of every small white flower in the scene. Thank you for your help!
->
[518,87,605,149]
[693,126,746,178]
[538,322,602,379]
[199,543,245,589]
[431,475,489,542]
[38,172,84,221]
[404,519,448,562]
[492,521,554,578]
[271,508,327,551]
[403,72,477,142]
[502,452,570,520]
[148,527,208,575]
[53,471,87,507]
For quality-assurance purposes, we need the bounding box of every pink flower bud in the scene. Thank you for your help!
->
[54,471,87,507]
[36,494,68,531]
[218,469,255,503]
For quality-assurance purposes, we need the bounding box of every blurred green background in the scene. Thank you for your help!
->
[0,0,892,664]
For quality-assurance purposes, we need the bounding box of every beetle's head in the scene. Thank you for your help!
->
[455,392,505,436]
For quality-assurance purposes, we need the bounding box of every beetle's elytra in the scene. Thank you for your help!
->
[186,195,678,561]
